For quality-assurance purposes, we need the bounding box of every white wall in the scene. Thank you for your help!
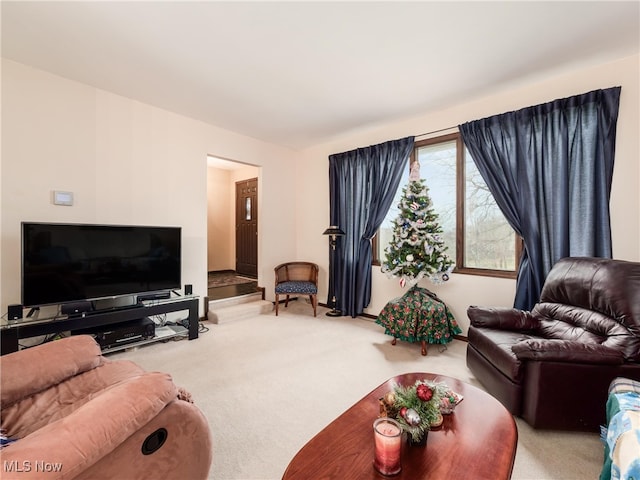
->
[298,54,640,333]
[1,59,298,314]
[207,166,233,271]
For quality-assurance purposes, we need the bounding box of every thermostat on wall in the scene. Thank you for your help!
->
[53,191,74,206]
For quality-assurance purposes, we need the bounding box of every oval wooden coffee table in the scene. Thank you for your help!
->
[282,372,517,479]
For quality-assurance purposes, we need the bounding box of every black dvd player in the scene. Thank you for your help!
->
[73,317,155,350]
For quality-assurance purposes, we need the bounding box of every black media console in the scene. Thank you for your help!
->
[0,296,199,355]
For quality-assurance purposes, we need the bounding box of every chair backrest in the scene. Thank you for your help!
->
[274,262,318,285]
[536,257,640,361]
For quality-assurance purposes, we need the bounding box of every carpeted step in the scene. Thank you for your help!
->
[208,294,272,324]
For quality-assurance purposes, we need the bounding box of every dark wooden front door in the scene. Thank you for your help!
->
[235,178,258,277]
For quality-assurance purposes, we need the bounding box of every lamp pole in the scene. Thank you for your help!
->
[323,226,345,317]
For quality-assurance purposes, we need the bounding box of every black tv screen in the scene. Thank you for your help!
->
[21,222,181,307]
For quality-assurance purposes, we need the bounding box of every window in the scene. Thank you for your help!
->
[374,133,520,278]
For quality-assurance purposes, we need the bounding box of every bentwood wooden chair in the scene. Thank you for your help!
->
[274,262,318,316]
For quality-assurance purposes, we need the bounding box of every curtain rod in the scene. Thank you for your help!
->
[415,125,459,138]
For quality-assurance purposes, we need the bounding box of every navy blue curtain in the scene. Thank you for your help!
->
[329,137,415,317]
[459,87,621,311]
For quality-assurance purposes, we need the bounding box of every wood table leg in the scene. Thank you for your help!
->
[421,340,427,356]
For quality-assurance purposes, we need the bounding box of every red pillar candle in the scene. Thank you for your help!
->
[373,417,402,476]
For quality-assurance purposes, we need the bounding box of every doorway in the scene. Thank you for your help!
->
[206,156,260,297]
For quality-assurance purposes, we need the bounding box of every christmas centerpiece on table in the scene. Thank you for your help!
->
[379,379,463,445]
[377,160,461,354]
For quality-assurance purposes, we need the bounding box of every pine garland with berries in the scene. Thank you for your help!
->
[383,380,447,442]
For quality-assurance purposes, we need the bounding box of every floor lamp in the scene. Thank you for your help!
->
[323,226,345,317]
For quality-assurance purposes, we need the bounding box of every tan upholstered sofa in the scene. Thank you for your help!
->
[0,335,212,479]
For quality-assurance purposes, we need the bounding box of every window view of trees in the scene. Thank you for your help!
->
[376,133,518,277]
[415,140,457,256]
[464,154,516,271]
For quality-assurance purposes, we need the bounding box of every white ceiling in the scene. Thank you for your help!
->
[2,1,639,150]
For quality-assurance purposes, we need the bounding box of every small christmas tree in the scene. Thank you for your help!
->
[381,160,454,287]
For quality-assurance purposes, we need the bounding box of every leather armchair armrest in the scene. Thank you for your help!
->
[467,305,538,331]
[512,339,625,365]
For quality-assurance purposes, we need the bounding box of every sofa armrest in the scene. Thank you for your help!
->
[0,371,177,479]
[512,339,625,364]
[467,305,538,331]
[0,336,103,407]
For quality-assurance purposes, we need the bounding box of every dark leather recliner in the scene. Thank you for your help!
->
[466,257,640,431]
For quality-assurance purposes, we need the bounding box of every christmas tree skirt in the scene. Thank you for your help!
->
[376,286,461,353]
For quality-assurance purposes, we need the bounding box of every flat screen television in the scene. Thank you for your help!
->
[21,222,181,307]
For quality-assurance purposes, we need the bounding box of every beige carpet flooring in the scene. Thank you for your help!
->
[111,300,604,480]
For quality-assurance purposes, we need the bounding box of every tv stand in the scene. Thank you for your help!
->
[0,296,199,355]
